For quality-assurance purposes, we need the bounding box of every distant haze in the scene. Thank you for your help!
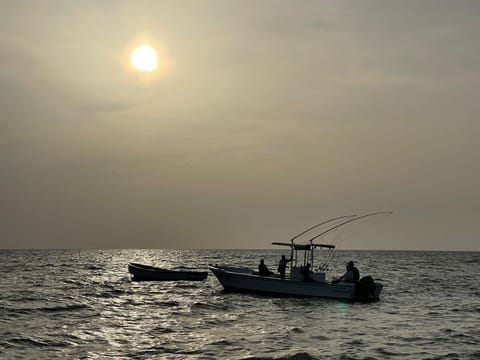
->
[1,1,479,250]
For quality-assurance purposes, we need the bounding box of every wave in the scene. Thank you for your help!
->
[288,327,305,334]
[191,301,229,310]
[39,304,90,313]
[94,289,128,298]
[7,337,69,348]
[4,294,42,303]
[311,334,329,341]
[86,282,134,298]
[375,347,402,356]
[86,265,103,270]
[209,339,235,346]
[451,304,480,313]
[3,303,92,315]
[463,257,480,264]
[242,352,318,360]
[174,283,201,289]
[41,263,69,268]
[151,326,175,333]
[153,300,180,307]
[425,353,460,359]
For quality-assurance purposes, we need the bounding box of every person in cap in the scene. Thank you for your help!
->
[349,261,360,282]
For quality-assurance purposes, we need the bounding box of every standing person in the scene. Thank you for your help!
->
[277,255,290,279]
[348,261,360,282]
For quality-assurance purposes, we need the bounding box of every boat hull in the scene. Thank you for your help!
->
[128,263,208,281]
[209,265,382,301]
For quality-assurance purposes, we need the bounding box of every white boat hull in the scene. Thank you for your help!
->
[209,265,382,301]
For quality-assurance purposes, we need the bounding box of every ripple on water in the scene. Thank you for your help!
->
[191,301,230,310]
[209,339,235,346]
[242,353,318,360]
[95,289,128,298]
[153,300,180,307]
[288,327,305,334]
[4,303,92,315]
[7,337,69,348]
[151,326,175,333]
[174,283,203,289]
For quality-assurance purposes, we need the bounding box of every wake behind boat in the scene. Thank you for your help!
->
[128,263,208,281]
[209,212,391,301]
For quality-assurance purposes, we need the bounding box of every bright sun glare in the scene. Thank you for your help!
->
[130,45,157,72]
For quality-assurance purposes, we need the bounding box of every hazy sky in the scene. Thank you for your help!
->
[1,1,479,250]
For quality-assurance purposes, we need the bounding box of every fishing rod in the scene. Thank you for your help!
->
[318,228,345,271]
[311,211,393,271]
[289,214,357,243]
[290,214,357,268]
[272,214,357,269]
[319,224,355,270]
[317,247,335,271]
[306,211,392,244]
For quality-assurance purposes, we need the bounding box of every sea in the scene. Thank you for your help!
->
[1,249,479,360]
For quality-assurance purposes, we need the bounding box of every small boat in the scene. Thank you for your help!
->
[128,263,208,281]
[210,212,391,301]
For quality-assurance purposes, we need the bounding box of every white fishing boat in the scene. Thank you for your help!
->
[209,212,391,301]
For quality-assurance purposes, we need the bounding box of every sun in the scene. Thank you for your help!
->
[130,45,157,71]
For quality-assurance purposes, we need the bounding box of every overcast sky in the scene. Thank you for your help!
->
[1,1,479,250]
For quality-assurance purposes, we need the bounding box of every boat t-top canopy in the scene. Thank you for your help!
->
[272,242,335,269]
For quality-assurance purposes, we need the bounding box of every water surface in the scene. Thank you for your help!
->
[1,249,479,359]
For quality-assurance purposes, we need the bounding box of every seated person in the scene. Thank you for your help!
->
[349,261,360,282]
[337,264,354,283]
[258,259,274,276]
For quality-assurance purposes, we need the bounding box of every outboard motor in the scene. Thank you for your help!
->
[355,276,377,301]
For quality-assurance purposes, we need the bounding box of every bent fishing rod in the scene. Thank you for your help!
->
[313,211,393,271]
[306,211,393,244]
[289,214,357,243]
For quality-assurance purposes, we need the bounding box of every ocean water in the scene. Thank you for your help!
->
[0,249,479,360]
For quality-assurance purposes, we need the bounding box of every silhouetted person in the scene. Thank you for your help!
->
[277,255,290,279]
[349,261,360,282]
[258,259,274,276]
[338,264,354,283]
